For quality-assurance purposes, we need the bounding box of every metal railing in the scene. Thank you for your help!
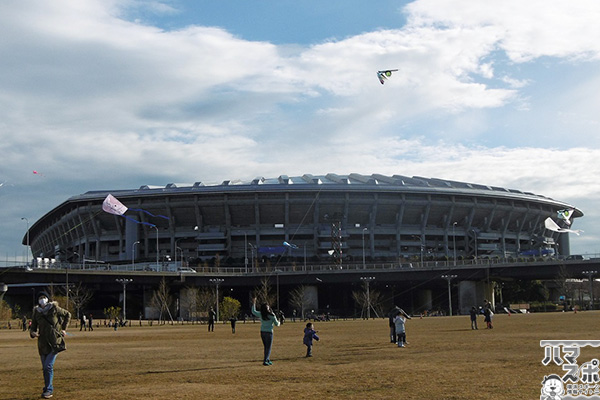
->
[12,255,599,276]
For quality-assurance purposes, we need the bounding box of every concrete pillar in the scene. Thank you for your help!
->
[303,285,319,316]
[415,289,432,313]
[458,280,495,315]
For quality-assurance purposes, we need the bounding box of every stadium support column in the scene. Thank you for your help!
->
[558,233,570,257]
[416,289,432,314]
[458,280,495,315]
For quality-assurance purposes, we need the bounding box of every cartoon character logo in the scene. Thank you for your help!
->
[540,374,564,400]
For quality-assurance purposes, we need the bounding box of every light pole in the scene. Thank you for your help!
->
[175,238,182,269]
[244,232,248,273]
[284,241,305,271]
[21,217,30,264]
[360,276,375,319]
[177,246,183,268]
[132,241,140,270]
[209,278,224,321]
[152,225,159,271]
[452,222,458,266]
[470,229,478,261]
[249,243,256,272]
[275,269,282,311]
[362,228,368,269]
[582,270,597,310]
[115,278,133,320]
[442,274,457,316]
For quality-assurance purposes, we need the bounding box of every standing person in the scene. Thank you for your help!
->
[87,314,93,331]
[22,315,28,332]
[388,307,399,343]
[230,316,237,334]
[303,322,320,357]
[251,298,280,366]
[470,306,478,330]
[79,313,87,331]
[483,307,494,329]
[393,311,407,348]
[208,307,216,332]
[29,291,71,399]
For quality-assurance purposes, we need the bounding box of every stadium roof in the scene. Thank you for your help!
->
[74,173,557,202]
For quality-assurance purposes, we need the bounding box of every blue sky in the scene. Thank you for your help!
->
[1,0,600,263]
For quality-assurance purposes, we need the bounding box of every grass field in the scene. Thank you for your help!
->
[1,311,598,399]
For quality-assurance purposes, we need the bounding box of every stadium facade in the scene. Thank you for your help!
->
[25,173,582,267]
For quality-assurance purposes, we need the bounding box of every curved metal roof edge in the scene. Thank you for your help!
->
[73,173,559,203]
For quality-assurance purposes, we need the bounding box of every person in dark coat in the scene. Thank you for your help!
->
[208,307,216,332]
[470,306,478,330]
[87,314,94,331]
[303,322,320,357]
[29,291,71,399]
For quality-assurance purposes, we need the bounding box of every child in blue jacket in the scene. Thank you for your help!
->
[303,322,320,357]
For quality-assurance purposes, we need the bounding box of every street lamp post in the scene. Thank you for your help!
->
[452,222,458,266]
[582,270,597,310]
[360,276,375,319]
[441,274,458,316]
[174,238,182,269]
[244,232,248,273]
[283,241,305,271]
[362,228,368,269]
[21,217,30,264]
[152,225,159,271]
[275,270,282,311]
[132,241,140,270]
[209,278,224,321]
[249,244,256,272]
[470,229,478,261]
[115,278,133,321]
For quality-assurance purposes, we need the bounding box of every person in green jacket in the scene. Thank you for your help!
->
[29,291,71,399]
[251,298,280,366]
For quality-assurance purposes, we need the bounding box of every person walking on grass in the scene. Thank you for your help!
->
[251,298,280,366]
[303,322,320,357]
[29,291,71,399]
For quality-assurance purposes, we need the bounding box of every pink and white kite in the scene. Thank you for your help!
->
[102,194,128,216]
[102,194,169,226]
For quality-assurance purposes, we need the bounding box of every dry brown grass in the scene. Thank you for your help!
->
[1,311,597,399]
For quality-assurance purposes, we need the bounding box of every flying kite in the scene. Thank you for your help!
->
[377,69,398,85]
[556,209,574,225]
[33,170,45,176]
[283,241,299,249]
[544,217,582,236]
[102,194,170,226]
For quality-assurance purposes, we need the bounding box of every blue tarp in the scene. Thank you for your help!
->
[258,246,287,254]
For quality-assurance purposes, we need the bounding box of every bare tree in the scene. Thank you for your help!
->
[554,264,577,309]
[289,285,310,319]
[196,287,214,322]
[352,282,383,318]
[60,282,93,319]
[150,278,174,324]
[252,276,275,306]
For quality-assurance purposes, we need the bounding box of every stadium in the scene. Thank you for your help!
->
[25,173,582,268]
